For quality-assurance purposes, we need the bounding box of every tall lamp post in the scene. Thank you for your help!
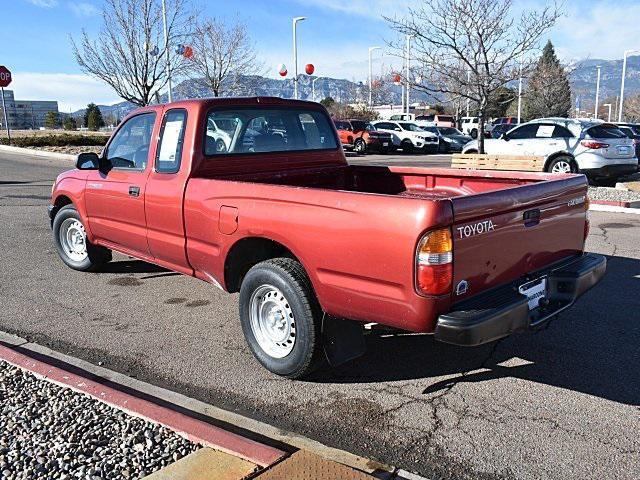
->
[405,35,412,117]
[618,49,640,122]
[368,46,381,107]
[603,103,612,122]
[517,58,523,124]
[161,0,172,102]
[292,16,307,100]
[594,65,601,118]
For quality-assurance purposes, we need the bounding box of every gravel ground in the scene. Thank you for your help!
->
[588,186,640,202]
[0,361,200,480]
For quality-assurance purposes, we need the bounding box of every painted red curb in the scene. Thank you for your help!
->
[0,344,285,467]
[590,199,639,208]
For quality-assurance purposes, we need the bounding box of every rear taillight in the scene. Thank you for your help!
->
[416,228,453,295]
[580,140,609,149]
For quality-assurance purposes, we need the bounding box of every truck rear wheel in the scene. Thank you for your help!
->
[52,205,111,271]
[239,258,324,378]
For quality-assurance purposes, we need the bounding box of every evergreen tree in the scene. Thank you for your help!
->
[523,41,571,119]
[62,116,77,131]
[84,103,105,131]
[44,111,60,129]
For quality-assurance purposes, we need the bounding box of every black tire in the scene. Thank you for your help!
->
[401,139,414,154]
[239,258,324,379]
[215,138,227,153]
[595,178,618,187]
[470,129,478,139]
[354,138,367,154]
[546,156,578,174]
[52,205,112,271]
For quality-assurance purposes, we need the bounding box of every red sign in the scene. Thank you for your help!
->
[0,66,11,88]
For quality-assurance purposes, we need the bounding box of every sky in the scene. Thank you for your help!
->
[1,0,639,111]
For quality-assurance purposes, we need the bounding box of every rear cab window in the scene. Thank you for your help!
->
[204,107,339,156]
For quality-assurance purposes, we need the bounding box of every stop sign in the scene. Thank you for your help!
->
[0,66,12,88]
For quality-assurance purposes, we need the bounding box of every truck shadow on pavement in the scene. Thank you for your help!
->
[313,255,640,407]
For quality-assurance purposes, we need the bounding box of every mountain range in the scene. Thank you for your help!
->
[73,56,640,120]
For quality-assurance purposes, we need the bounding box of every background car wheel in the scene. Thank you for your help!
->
[239,258,324,379]
[470,129,478,139]
[215,138,227,153]
[52,205,111,271]
[354,138,367,154]
[547,156,578,174]
[401,139,414,154]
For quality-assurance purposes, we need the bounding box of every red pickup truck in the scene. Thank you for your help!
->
[49,97,606,379]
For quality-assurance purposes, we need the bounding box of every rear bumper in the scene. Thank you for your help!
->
[367,138,394,152]
[434,253,606,346]
[581,164,638,178]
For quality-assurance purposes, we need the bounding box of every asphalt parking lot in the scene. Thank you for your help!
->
[1,150,638,480]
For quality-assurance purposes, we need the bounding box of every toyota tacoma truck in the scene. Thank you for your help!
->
[48,97,606,379]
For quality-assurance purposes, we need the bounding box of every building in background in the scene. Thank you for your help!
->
[0,90,59,129]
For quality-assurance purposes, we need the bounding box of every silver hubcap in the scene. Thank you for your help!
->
[551,161,572,174]
[249,285,296,358]
[59,218,87,262]
[355,141,364,152]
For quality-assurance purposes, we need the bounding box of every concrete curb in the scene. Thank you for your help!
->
[0,144,76,161]
[0,331,395,478]
[0,339,285,468]
[589,203,640,214]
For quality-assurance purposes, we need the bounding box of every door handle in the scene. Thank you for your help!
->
[129,186,140,197]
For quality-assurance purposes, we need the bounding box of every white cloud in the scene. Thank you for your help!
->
[290,0,411,20]
[551,1,640,61]
[68,2,99,17]
[8,72,121,112]
[25,0,58,7]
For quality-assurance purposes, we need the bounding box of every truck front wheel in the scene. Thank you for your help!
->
[239,258,324,379]
[52,205,112,271]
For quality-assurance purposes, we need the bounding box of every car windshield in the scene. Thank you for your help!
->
[587,124,627,139]
[399,122,422,132]
[438,116,454,122]
[438,127,462,135]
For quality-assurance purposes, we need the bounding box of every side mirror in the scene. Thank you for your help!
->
[76,152,100,170]
[500,132,509,141]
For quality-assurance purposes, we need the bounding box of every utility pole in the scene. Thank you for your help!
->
[312,76,322,102]
[368,46,381,107]
[292,17,307,100]
[161,0,173,102]
[594,65,601,118]
[603,103,612,122]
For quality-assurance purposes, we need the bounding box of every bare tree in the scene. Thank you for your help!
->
[386,0,561,152]
[188,18,261,97]
[71,0,193,107]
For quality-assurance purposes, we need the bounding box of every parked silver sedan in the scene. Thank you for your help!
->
[462,118,638,185]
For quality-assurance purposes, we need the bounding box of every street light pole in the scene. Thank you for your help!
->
[466,69,470,117]
[368,46,381,107]
[161,0,172,103]
[312,76,322,102]
[619,49,640,122]
[292,16,307,100]
[517,59,523,124]
[405,35,411,117]
[594,66,601,118]
[603,103,612,122]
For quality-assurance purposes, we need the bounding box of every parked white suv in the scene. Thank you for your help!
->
[372,120,439,153]
[460,116,480,138]
[462,118,638,184]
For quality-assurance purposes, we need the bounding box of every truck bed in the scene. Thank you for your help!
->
[196,164,567,200]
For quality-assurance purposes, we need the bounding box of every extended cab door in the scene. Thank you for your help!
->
[84,111,158,257]
[144,108,193,274]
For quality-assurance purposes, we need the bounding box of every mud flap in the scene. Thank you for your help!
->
[321,315,366,367]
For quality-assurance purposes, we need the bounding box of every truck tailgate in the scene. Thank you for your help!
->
[450,175,588,301]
